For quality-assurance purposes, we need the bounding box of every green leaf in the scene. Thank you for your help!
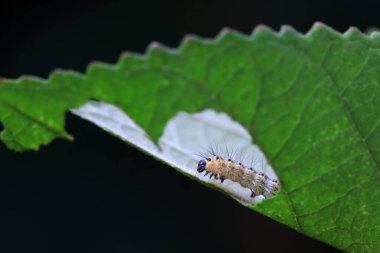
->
[1,23,380,251]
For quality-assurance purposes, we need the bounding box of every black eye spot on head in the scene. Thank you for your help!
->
[216,156,219,160]
[228,159,231,162]
[197,160,207,172]
[206,158,211,161]
[259,173,265,176]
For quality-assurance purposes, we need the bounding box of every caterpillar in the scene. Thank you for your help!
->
[196,152,280,199]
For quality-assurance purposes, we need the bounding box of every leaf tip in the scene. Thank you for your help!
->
[306,21,344,40]
[215,27,248,42]
[344,26,366,39]
[88,60,105,69]
[179,33,206,51]
[252,24,277,37]
[149,41,162,49]
[215,27,233,41]
[64,133,74,142]
[183,34,196,42]
[220,26,233,34]
[279,24,302,37]
[119,50,144,60]
[308,21,332,34]
[146,40,177,56]
[312,21,328,28]
[255,23,271,30]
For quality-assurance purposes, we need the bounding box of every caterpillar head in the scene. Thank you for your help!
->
[197,159,207,173]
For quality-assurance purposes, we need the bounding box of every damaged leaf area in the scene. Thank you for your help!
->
[73,102,279,205]
[1,23,380,251]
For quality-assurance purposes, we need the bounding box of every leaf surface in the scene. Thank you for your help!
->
[1,23,380,251]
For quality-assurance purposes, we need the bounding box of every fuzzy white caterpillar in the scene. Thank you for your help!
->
[197,149,280,199]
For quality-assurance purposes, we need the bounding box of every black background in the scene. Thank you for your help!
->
[0,0,377,252]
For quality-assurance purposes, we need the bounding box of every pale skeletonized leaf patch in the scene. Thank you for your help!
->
[72,101,278,204]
